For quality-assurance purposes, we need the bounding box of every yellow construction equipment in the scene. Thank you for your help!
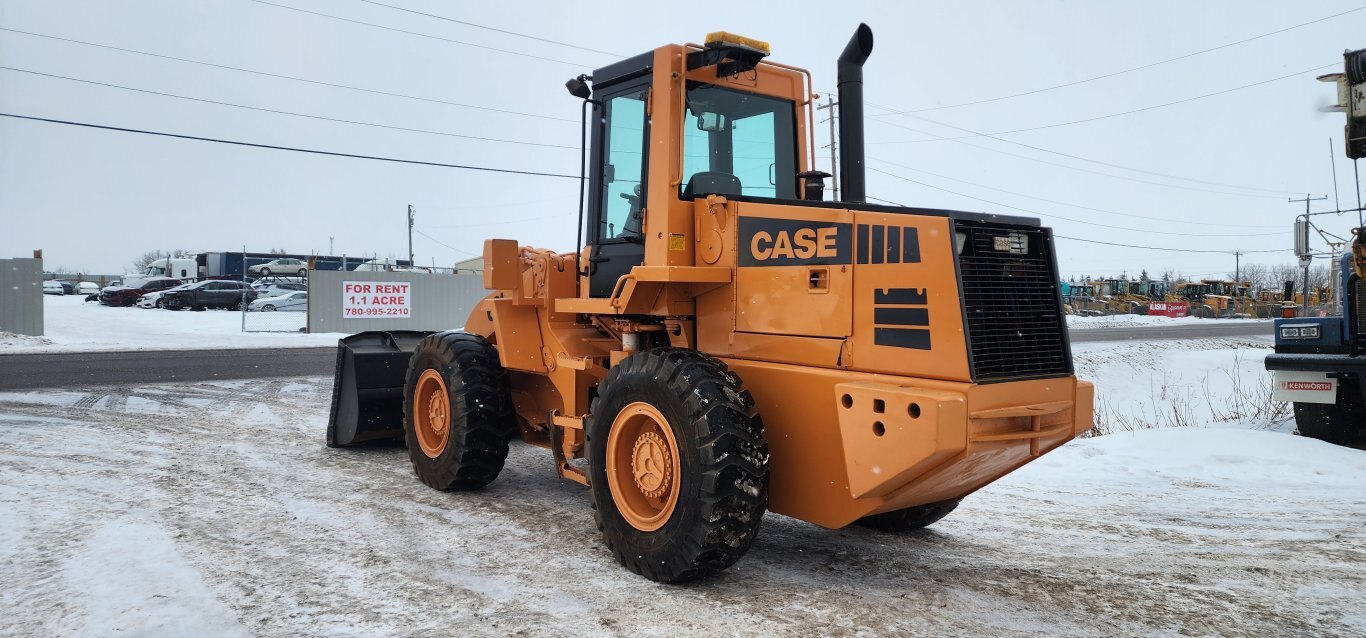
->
[327,25,1093,582]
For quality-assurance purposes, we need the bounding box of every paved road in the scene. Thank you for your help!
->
[1069,320,1272,343]
[0,321,1271,390]
[0,347,336,391]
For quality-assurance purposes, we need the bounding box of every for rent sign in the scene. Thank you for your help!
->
[343,281,411,318]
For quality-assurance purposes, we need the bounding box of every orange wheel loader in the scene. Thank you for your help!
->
[327,25,1094,583]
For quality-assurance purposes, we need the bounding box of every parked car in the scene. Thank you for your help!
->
[43,281,65,295]
[247,258,307,277]
[77,282,100,294]
[163,280,256,311]
[99,277,183,307]
[136,283,193,309]
[249,291,307,312]
[50,280,76,294]
[251,276,305,289]
[253,282,307,298]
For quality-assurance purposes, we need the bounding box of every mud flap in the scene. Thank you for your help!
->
[326,331,434,447]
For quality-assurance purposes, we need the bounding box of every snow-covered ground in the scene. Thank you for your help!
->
[2,337,1362,636]
[1066,313,1271,330]
[0,294,345,354]
[1073,337,1287,433]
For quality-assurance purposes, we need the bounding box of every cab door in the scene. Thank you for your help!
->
[587,82,650,298]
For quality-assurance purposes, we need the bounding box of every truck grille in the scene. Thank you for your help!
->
[955,222,1071,381]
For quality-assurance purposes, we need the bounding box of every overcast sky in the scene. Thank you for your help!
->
[1,0,1363,278]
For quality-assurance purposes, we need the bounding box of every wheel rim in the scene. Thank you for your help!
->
[263,305,275,312]
[605,402,681,532]
[413,368,451,459]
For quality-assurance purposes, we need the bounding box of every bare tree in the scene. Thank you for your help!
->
[1234,262,1268,287]
[128,249,193,273]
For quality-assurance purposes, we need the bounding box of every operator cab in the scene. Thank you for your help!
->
[580,33,808,297]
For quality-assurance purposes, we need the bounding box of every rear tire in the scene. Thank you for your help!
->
[1293,381,1366,449]
[402,331,515,491]
[587,349,769,583]
[856,499,960,532]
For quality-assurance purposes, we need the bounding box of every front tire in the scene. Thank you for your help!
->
[402,331,515,490]
[261,304,276,312]
[260,267,272,276]
[587,349,769,583]
[856,499,960,532]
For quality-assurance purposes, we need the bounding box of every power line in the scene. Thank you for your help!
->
[1,66,577,150]
[412,228,480,257]
[876,63,1337,141]
[867,165,1284,238]
[865,105,1305,197]
[895,5,1366,112]
[1056,235,1290,254]
[8,110,1297,257]
[0,27,575,123]
[867,155,1285,228]
[245,0,590,68]
[355,0,623,57]
[0,112,581,179]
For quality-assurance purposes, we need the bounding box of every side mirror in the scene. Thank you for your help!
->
[696,112,727,132]
[565,75,592,100]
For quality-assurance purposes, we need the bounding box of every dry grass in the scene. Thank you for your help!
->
[1085,351,1291,437]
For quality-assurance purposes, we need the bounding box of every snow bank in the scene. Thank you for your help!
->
[1014,427,1366,493]
[1073,337,1288,433]
[0,294,346,354]
[1067,313,1270,330]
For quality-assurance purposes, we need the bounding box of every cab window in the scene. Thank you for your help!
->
[598,88,649,241]
[681,83,797,199]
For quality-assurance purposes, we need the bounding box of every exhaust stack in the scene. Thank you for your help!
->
[837,23,873,204]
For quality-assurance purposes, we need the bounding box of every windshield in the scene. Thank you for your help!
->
[681,83,798,199]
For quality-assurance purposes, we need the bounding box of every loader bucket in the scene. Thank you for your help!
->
[326,331,434,447]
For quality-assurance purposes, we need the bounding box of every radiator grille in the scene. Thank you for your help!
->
[956,223,1070,381]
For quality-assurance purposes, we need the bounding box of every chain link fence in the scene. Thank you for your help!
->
[240,281,309,333]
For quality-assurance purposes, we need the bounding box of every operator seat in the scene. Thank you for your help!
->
[682,172,742,198]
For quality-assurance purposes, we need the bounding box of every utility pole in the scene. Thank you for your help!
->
[407,205,415,267]
[816,96,839,200]
[1289,193,1328,316]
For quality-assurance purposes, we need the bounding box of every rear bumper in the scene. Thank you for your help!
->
[833,378,1093,501]
[1265,353,1366,404]
[719,357,1092,528]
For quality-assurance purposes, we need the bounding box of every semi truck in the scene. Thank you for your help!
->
[195,252,414,279]
[1265,232,1366,448]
